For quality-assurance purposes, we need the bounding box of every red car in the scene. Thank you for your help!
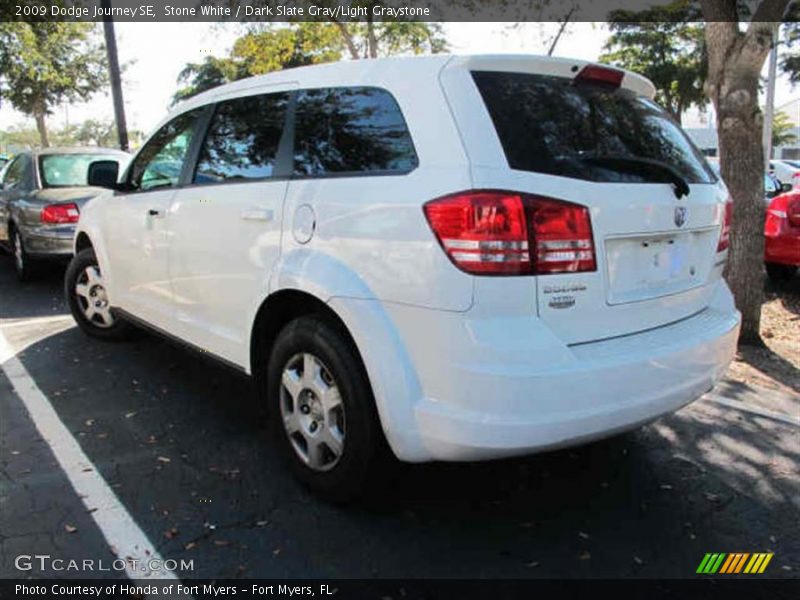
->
[765,191,800,281]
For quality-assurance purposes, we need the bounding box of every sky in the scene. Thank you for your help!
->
[1,21,798,137]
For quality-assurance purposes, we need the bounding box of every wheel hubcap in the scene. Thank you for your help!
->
[74,265,115,328]
[280,353,345,472]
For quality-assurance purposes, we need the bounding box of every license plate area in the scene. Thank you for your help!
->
[605,230,715,305]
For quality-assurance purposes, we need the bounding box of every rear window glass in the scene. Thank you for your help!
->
[293,86,417,176]
[472,71,715,185]
[40,154,123,188]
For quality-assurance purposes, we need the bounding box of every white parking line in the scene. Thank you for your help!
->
[0,328,178,580]
[0,315,76,329]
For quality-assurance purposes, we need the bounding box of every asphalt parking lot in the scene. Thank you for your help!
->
[1,253,798,581]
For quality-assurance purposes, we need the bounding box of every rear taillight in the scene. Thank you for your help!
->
[788,199,800,227]
[41,203,79,224]
[423,191,596,276]
[717,199,733,252]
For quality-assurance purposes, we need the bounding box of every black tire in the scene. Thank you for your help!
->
[11,226,37,282]
[766,262,797,282]
[65,248,132,341]
[265,315,388,502]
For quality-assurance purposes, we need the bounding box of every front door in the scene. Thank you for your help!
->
[103,108,207,331]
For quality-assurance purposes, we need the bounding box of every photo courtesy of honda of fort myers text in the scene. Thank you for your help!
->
[0,0,799,599]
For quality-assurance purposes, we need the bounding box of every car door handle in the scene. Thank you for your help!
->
[240,209,273,222]
[148,208,164,218]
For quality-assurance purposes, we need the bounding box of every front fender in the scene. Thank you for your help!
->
[72,221,115,299]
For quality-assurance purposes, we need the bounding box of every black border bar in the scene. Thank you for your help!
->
[3,579,800,600]
[2,0,799,23]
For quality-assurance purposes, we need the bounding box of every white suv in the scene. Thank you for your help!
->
[68,55,740,499]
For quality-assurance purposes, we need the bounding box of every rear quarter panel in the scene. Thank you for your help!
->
[276,58,475,313]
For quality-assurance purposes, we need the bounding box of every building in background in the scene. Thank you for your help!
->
[686,97,800,159]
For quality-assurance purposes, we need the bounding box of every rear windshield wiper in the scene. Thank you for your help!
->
[576,155,691,198]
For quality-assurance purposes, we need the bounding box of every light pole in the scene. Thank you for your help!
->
[763,26,779,170]
[101,0,129,151]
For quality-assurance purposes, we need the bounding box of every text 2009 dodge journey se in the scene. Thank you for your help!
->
[68,55,740,499]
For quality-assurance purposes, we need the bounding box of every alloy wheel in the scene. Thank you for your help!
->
[279,352,346,472]
[74,265,115,328]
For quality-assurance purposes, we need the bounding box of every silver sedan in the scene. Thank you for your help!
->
[0,147,128,281]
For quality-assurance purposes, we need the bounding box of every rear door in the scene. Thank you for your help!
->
[167,88,293,367]
[443,57,727,344]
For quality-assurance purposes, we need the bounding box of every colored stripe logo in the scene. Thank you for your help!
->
[697,553,773,574]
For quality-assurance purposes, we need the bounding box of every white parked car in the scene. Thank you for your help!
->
[68,55,740,499]
[770,160,800,188]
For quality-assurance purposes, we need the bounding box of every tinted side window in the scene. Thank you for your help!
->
[3,156,29,190]
[472,71,714,184]
[293,87,417,176]
[128,109,203,192]
[194,92,290,184]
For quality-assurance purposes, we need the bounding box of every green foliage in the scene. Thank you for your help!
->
[173,56,244,105]
[173,24,344,105]
[233,23,343,75]
[772,111,798,148]
[62,119,118,148]
[172,21,447,105]
[347,22,448,58]
[1,119,144,152]
[599,0,706,123]
[781,2,800,83]
[0,22,108,145]
[0,126,42,152]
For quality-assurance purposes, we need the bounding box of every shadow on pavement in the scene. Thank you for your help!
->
[5,318,798,579]
[0,254,68,320]
[765,275,799,318]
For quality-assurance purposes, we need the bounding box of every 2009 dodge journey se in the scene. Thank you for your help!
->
[67,55,741,499]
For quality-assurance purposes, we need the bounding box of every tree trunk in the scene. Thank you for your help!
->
[672,106,683,126]
[547,9,574,56]
[34,111,49,148]
[365,18,378,59]
[331,20,359,60]
[702,17,781,345]
[714,74,766,344]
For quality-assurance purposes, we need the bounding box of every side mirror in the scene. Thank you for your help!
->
[781,182,793,193]
[87,160,120,189]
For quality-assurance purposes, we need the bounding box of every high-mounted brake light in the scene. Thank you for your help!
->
[41,203,80,224]
[575,64,624,88]
[423,191,596,276]
[717,199,733,252]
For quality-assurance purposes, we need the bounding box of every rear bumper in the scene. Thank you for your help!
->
[765,233,800,266]
[341,281,740,463]
[20,225,75,259]
[413,307,739,461]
